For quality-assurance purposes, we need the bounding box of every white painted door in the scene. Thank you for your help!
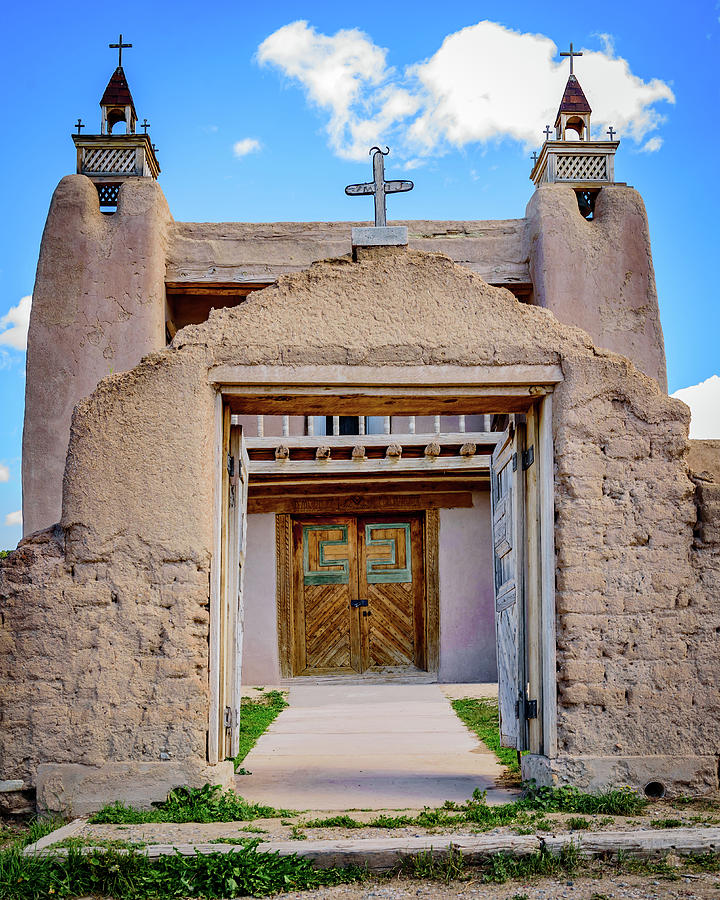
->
[490,422,526,750]
[225,425,249,759]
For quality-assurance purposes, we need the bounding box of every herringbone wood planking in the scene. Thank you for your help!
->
[368,583,414,666]
[304,584,352,669]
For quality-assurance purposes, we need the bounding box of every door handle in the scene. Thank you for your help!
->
[351,598,369,608]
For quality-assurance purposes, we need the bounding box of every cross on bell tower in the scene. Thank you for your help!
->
[554,41,591,141]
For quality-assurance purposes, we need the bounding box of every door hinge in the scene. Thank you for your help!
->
[224,706,238,731]
[515,698,538,719]
[522,446,535,470]
[227,454,235,477]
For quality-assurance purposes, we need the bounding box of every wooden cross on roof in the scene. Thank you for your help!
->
[560,42,583,76]
[345,147,413,227]
[109,33,132,67]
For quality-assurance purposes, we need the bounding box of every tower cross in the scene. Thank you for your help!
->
[531,151,538,164]
[345,147,413,227]
[560,41,583,76]
[141,119,151,133]
[75,118,84,134]
[543,125,552,140]
[607,126,616,140]
[109,33,132,67]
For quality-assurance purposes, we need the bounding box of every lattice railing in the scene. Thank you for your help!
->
[82,147,137,174]
[555,154,607,181]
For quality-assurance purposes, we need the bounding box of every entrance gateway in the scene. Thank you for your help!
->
[209,364,559,765]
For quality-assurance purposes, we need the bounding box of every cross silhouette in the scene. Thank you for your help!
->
[531,152,538,163]
[344,147,413,227]
[109,34,132,67]
[141,119,151,133]
[544,125,552,141]
[75,118,84,135]
[607,126,616,140]
[152,143,159,153]
[560,42,583,76]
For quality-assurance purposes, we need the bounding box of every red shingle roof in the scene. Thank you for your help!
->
[100,67,136,114]
[555,75,591,124]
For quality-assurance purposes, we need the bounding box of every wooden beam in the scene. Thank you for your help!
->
[249,455,491,477]
[248,491,473,515]
[539,393,558,759]
[245,431,501,451]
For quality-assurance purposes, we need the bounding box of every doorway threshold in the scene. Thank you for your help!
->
[282,666,437,686]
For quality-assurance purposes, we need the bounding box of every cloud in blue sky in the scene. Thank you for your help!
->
[672,375,720,439]
[0,295,31,351]
[0,463,9,483]
[4,510,21,527]
[233,138,262,158]
[257,20,675,161]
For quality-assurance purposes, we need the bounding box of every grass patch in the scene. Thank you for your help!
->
[304,814,364,829]
[0,843,365,899]
[567,816,591,830]
[451,698,520,773]
[234,690,288,771]
[89,784,295,825]
[650,818,684,829]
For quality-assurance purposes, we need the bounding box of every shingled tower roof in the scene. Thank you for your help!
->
[100,66,137,117]
[554,75,591,126]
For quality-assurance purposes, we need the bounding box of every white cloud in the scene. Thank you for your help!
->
[639,136,663,152]
[233,138,262,157]
[0,295,31,351]
[0,464,9,483]
[257,20,674,161]
[4,510,22,527]
[672,375,720,439]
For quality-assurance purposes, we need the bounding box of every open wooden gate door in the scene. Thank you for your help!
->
[490,421,527,750]
[217,422,249,761]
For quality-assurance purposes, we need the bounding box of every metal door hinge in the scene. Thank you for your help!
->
[522,446,535,470]
[227,454,235,477]
[224,706,238,730]
[515,698,538,719]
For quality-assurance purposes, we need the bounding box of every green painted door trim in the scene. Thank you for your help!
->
[303,524,350,585]
[365,522,412,583]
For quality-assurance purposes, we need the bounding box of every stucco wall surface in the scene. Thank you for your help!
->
[22,176,172,537]
[526,184,667,389]
[439,493,497,683]
[2,246,717,801]
[241,513,280,684]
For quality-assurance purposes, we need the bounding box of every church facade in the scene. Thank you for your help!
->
[1,53,718,815]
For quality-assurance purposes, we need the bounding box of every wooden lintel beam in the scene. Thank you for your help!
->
[248,491,474,515]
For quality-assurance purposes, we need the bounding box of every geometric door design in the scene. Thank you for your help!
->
[490,423,526,751]
[291,515,425,675]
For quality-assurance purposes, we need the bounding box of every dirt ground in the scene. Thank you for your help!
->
[279,871,720,899]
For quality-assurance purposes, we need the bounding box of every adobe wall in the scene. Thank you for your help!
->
[3,246,716,812]
[22,177,172,537]
[526,184,667,389]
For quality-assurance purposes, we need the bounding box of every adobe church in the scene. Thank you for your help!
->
[1,40,718,815]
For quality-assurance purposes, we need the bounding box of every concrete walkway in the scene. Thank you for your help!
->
[235,684,515,810]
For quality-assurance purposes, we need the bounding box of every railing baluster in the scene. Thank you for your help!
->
[282,415,290,437]
[458,415,466,433]
[256,415,264,438]
[408,416,416,435]
[359,416,366,435]
[384,416,391,435]
[434,415,441,435]
[307,416,314,436]
[333,416,340,436]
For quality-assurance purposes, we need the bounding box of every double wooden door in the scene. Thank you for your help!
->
[291,515,426,675]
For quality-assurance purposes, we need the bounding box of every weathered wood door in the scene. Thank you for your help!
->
[490,423,527,750]
[291,515,425,675]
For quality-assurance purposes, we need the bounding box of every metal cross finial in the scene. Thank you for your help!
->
[152,143,159,154]
[543,125,552,141]
[109,33,132,67]
[344,146,414,227]
[560,41,583,76]
[141,119,151,133]
[75,118,84,135]
[531,151,538,164]
[607,126,616,140]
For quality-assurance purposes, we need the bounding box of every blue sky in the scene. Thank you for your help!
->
[1,0,719,547]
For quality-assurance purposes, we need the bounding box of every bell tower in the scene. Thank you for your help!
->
[530,42,619,218]
[72,35,160,210]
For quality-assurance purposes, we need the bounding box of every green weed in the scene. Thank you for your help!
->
[567,816,591,830]
[519,780,646,816]
[452,698,521,773]
[89,784,295,825]
[233,691,288,770]
[289,826,307,841]
[650,818,684,829]
[304,815,364,829]
[401,847,468,882]
[0,843,365,899]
